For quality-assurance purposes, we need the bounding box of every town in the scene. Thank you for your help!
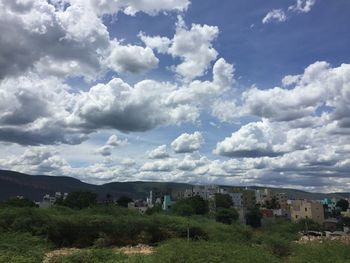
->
[32,185,350,237]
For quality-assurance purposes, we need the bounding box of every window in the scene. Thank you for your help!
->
[305,208,307,212]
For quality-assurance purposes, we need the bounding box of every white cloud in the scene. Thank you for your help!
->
[107,41,159,74]
[148,145,170,159]
[141,16,219,81]
[240,61,350,125]
[96,134,128,156]
[289,0,316,13]
[171,131,204,153]
[73,0,190,16]
[262,9,287,24]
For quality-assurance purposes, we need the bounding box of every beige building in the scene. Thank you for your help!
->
[290,200,325,224]
[276,192,289,209]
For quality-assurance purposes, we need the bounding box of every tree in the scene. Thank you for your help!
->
[336,199,349,212]
[145,204,162,215]
[173,203,195,217]
[265,197,280,209]
[214,194,233,209]
[117,196,133,207]
[215,208,239,225]
[172,196,208,216]
[61,191,97,209]
[1,197,37,208]
[246,209,262,228]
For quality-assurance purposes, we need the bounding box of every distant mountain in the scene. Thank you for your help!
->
[0,169,349,202]
[0,170,190,201]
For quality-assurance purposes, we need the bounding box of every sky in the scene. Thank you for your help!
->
[0,0,350,192]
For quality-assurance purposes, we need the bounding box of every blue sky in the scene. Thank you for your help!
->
[0,0,350,192]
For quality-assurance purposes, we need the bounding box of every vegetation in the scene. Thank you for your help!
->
[214,193,233,209]
[0,197,38,208]
[215,208,239,225]
[336,199,349,211]
[56,191,97,209]
[172,195,208,216]
[1,195,350,263]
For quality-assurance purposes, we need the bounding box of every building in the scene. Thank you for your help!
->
[273,208,291,219]
[321,198,337,213]
[37,192,68,208]
[276,193,288,209]
[162,195,173,211]
[255,189,272,205]
[190,185,220,200]
[229,192,243,208]
[290,200,325,224]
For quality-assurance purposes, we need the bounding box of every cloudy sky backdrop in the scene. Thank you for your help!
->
[0,0,350,192]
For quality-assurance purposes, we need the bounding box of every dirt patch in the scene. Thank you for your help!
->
[296,235,350,244]
[44,244,154,262]
[43,248,80,263]
[118,244,154,255]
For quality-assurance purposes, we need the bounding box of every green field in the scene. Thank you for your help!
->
[1,203,350,263]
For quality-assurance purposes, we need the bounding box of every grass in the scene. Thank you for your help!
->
[0,232,51,263]
[1,206,350,263]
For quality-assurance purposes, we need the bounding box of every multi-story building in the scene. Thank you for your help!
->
[276,192,288,209]
[290,200,325,224]
[229,192,243,208]
[255,189,272,205]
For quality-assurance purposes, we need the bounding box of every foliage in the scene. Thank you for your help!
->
[145,204,162,215]
[336,199,349,212]
[246,208,262,228]
[340,216,350,227]
[148,239,281,263]
[264,197,280,209]
[117,196,133,208]
[214,194,233,209]
[294,219,323,232]
[289,241,350,263]
[0,197,38,208]
[49,249,131,263]
[172,196,208,216]
[215,208,238,225]
[0,232,50,263]
[59,191,97,209]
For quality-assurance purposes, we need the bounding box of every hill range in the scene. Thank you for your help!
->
[0,169,349,202]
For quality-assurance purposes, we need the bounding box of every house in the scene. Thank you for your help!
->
[290,200,325,224]
[162,195,173,211]
[273,208,291,219]
[260,209,274,218]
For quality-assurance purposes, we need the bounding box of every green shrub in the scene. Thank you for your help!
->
[0,232,50,263]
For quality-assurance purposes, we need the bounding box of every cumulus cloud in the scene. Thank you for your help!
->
[72,0,190,16]
[96,134,128,156]
[262,9,287,24]
[141,16,219,81]
[240,61,350,125]
[148,145,170,159]
[107,41,159,74]
[0,0,188,80]
[171,132,204,153]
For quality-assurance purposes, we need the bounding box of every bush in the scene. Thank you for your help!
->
[215,208,238,225]
[0,232,50,263]
[59,191,97,209]
[172,196,208,216]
